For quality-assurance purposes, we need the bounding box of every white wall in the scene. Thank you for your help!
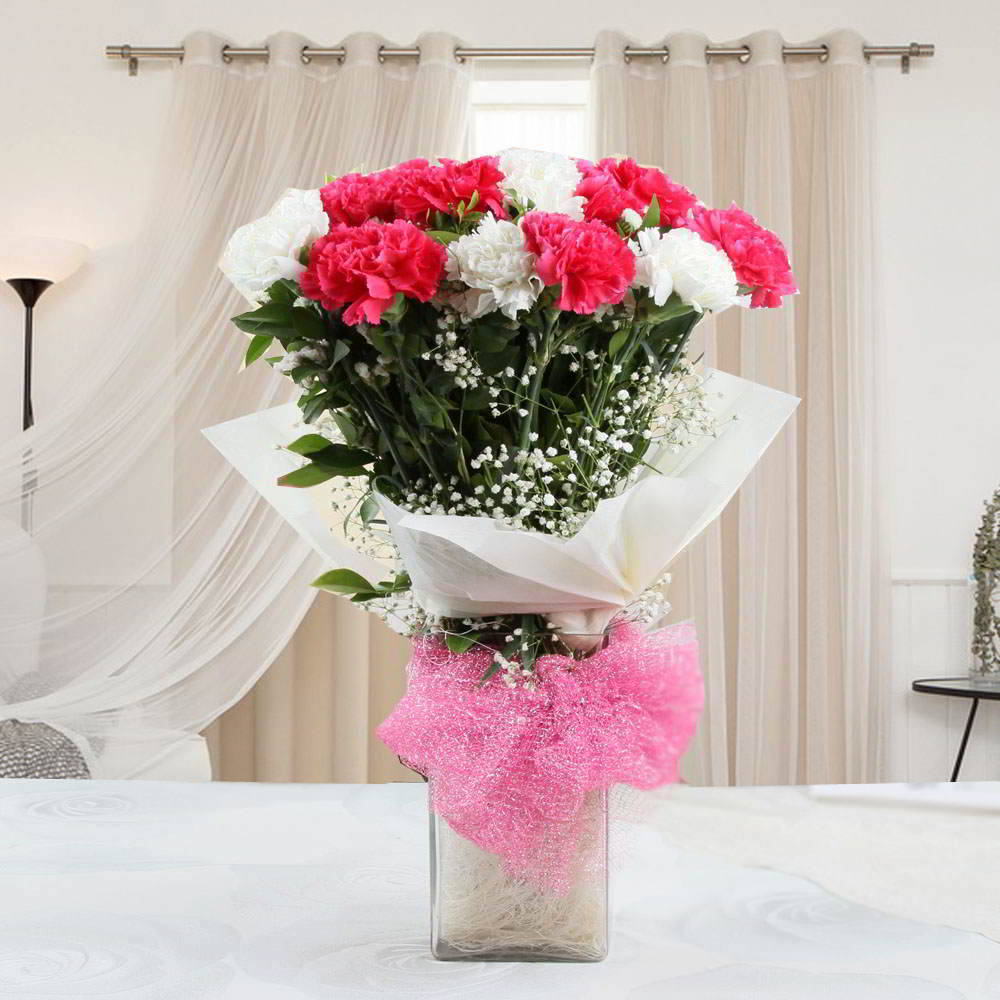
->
[2,0,998,779]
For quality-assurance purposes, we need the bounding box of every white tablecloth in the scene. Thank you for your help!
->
[0,779,998,999]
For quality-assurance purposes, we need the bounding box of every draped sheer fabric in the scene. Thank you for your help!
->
[0,30,470,778]
[591,29,888,784]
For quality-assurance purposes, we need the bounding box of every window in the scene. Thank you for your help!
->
[469,73,591,158]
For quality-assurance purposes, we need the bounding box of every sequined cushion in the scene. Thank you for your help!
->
[0,719,91,779]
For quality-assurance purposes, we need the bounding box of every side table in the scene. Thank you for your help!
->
[912,677,1000,781]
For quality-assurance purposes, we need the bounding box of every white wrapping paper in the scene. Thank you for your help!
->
[203,370,797,627]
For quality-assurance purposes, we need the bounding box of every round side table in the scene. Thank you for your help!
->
[912,677,1000,781]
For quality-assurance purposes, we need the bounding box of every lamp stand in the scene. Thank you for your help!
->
[6,277,52,531]
[7,278,52,431]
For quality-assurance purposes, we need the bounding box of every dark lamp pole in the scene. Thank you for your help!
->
[6,277,53,431]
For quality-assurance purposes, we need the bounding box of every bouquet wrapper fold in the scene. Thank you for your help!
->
[203,370,797,628]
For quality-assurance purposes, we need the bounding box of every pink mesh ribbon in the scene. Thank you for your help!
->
[377,623,703,891]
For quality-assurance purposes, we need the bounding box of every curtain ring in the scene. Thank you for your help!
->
[221,44,232,64]
[300,45,311,65]
[738,44,751,64]
[818,43,830,63]
[623,44,631,64]
[454,44,465,64]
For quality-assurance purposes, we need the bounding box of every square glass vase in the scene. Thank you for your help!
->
[428,784,609,962]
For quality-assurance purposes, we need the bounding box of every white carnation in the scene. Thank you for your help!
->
[219,188,329,305]
[621,208,644,230]
[632,227,739,313]
[497,148,585,219]
[445,216,542,321]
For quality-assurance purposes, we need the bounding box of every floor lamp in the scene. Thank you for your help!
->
[0,236,89,529]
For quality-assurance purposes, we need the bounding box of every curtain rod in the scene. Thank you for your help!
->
[106,42,935,77]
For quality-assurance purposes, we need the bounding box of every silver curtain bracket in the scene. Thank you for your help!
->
[121,44,137,76]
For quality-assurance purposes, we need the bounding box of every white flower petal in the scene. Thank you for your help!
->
[219,188,329,305]
[446,216,543,322]
[631,227,739,313]
[498,148,585,219]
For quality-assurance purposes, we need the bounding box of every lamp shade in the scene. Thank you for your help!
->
[0,235,89,284]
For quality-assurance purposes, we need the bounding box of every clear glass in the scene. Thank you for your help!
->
[429,784,609,962]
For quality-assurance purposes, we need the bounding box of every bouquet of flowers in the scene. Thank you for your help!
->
[210,148,797,961]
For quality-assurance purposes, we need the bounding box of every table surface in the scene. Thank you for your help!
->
[913,676,1000,699]
[1,779,999,1000]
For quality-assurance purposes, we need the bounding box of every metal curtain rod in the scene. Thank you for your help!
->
[106,41,935,77]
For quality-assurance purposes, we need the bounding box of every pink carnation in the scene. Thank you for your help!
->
[575,157,697,227]
[521,212,635,315]
[320,171,401,227]
[319,158,507,230]
[394,156,507,225]
[299,220,446,325]
[682,204,797,308]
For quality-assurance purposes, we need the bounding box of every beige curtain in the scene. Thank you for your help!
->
[206,31,471,784]
[592,29,888,785]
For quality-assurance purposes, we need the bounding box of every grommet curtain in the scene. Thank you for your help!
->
[591,29,888,784]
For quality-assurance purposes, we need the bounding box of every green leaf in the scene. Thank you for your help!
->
[460,386,491,411]
[323,173,336,184]
[333,410,360,446]
[446,633,477,654]
[359,493,381,527]
[266,279,299,305]
[311,443,376,469]
[243,334,273,368]
[608,328,629,358]
[311,568,376,594]
[232,301,294,333]
[329,340,350,366]
[640,194,660,230]
[469,325,517,354]
[428,230,461,245]
[301,392,331,425]
[411,394,448,430]
[277,464,338,488]
[381,292,407,325]
[541,389,575,413]
[285,434,334,456]
[291,306,325,341]
[643,293,695,325]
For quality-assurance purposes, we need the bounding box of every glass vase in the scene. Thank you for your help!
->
[428,784,609,962]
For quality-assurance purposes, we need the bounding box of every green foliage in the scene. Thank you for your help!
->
[445,633,478,654]
[312,567,411,604]
[277,441,376,487]
[243,334,273,368]
[639,193,660,230]
[428,230,461,245]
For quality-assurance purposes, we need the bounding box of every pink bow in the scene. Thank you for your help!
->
[378,623,703,892]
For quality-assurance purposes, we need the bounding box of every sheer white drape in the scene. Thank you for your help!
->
[0,30,469,778]
[592,29,888,785]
